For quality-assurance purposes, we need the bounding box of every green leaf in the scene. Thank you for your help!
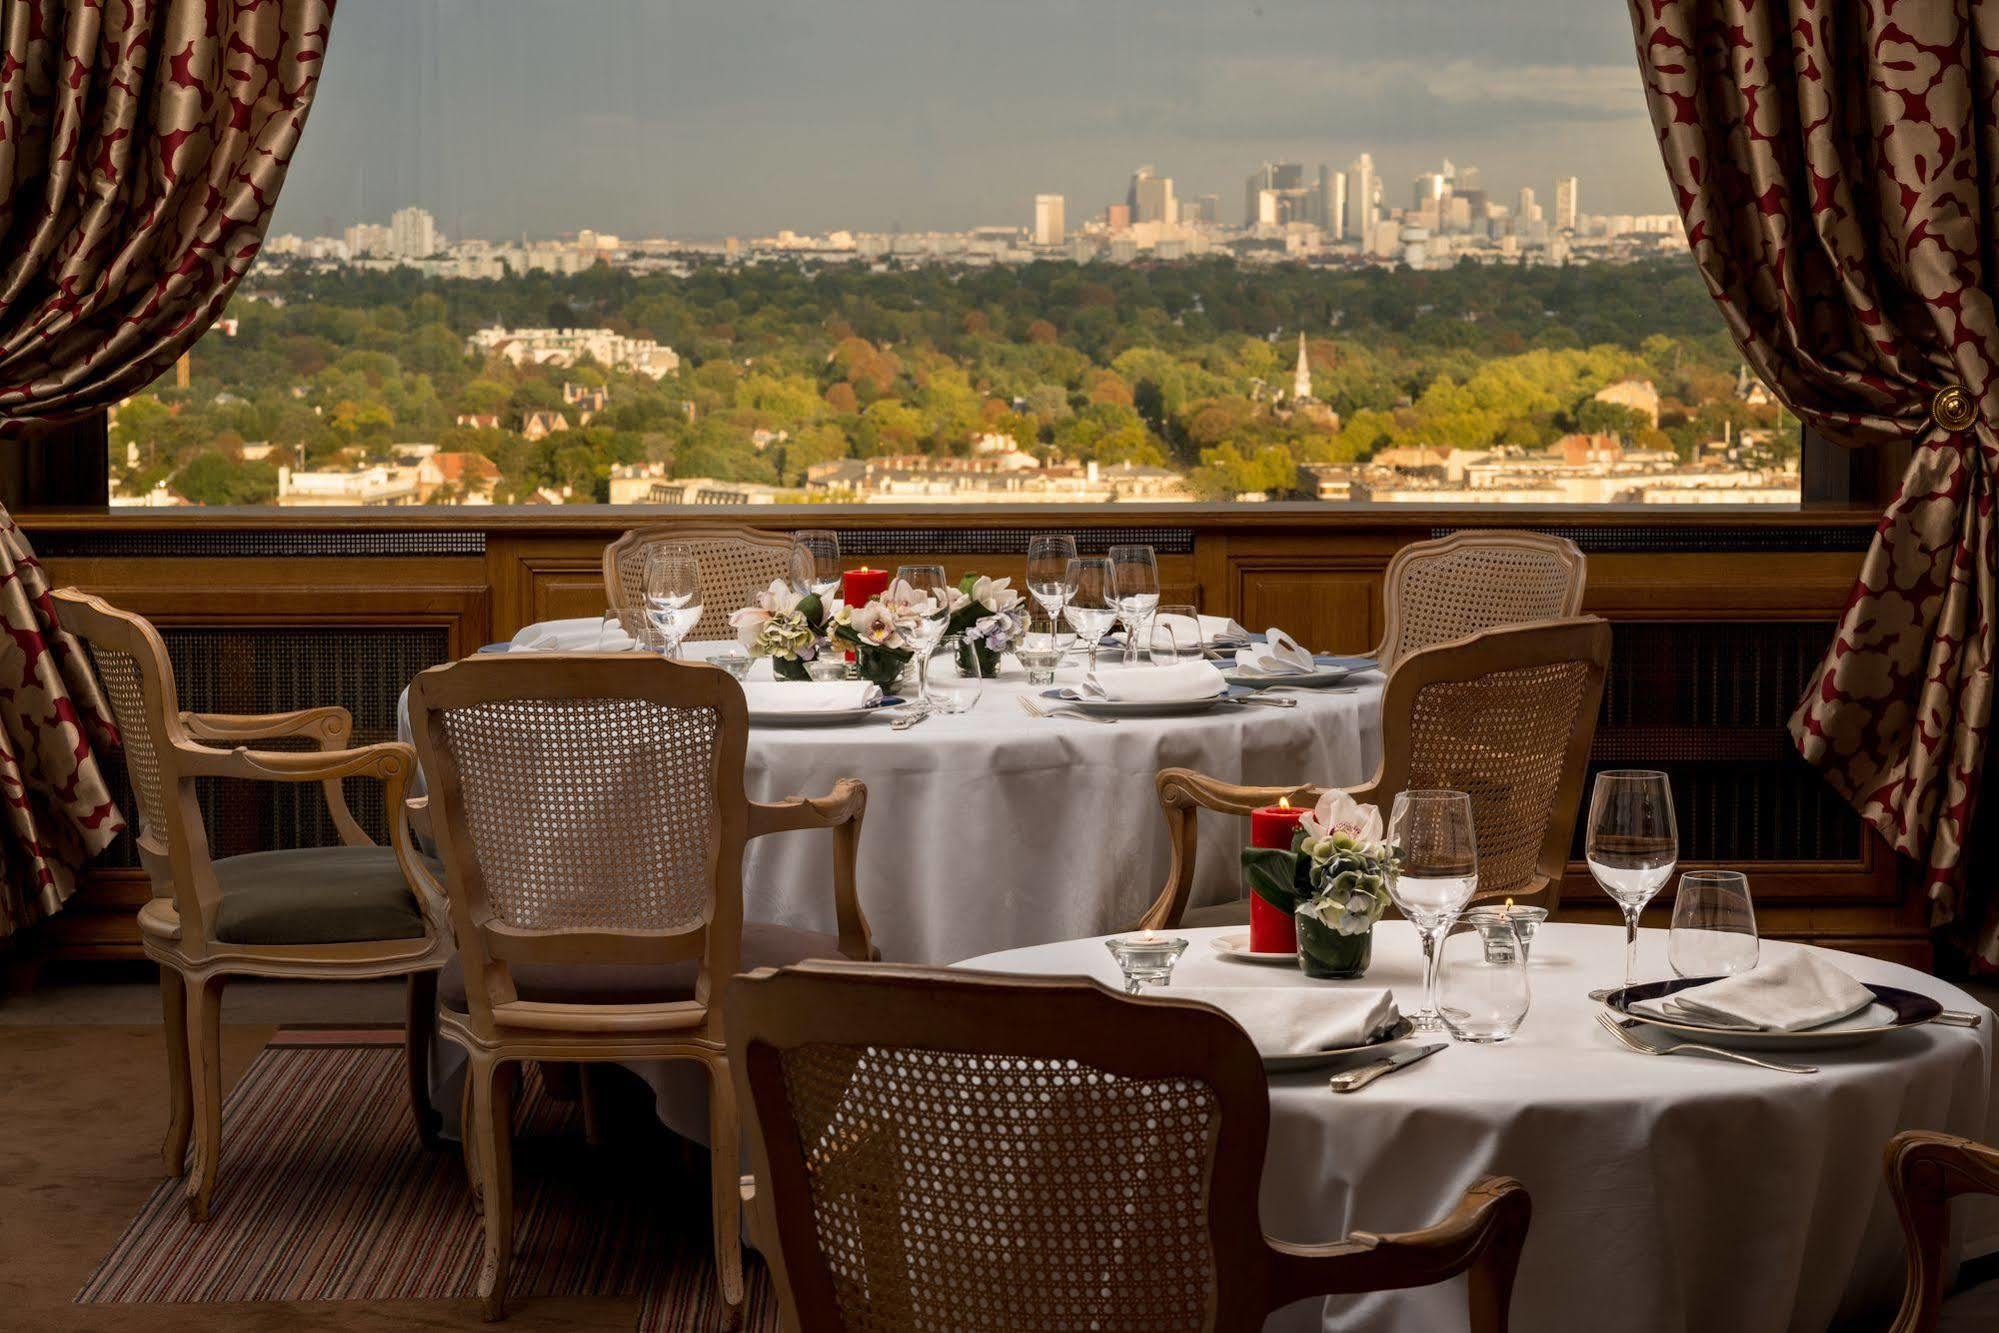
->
[773,657,810,682]
[797,592,824,629]
[1242,847,1303,914]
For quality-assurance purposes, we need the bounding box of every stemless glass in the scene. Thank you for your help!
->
[1438,919,1531,1042]
[1062,556,1119,672]
[1108,545,1160,666]
[1586,770,1679,988]
[789,529,842,601]
[642,546,702,657]
[1026,534,1079,618]
[1387,789,1480,1033]
[893,564,951,709]
[1150,603,1201,662]
[1669,870,1759,978]
[1016,603,1068,686]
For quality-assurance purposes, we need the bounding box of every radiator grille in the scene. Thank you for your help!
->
[1432,525,1873,555]
[95,625,451,868]
[1581,620,1865,864]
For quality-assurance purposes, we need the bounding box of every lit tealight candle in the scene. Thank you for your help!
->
[1105,930,1189,995]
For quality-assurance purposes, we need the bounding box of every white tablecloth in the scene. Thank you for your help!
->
[963,923,1996,1333]
[401,634,1383,963]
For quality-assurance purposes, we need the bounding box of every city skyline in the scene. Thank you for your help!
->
[268,0,1670,242]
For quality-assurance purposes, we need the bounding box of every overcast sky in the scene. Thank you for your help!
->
[271,0,1669,242]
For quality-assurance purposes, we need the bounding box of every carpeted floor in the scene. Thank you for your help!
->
[0,990,773,1331]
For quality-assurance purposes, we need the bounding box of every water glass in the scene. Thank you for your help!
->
[1108,545,1160,666]
[1669,870,1759,978]
[1026,534,1079,618]
[929,636,983,713]
[1438,918,1531,1042]
[1149,604,1202,662]
[641,546,701,656]
[1386,789,1480,1033]
[1016,606,1067,685]
[1586,770,1679,988]
[789,530,842,601]
[1062,556,1118,672]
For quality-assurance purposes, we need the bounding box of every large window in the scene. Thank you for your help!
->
[108,1,1798,508]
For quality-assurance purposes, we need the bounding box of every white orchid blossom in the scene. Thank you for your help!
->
[1298,789,1387,860]
[845,600,911,651]
[968,575,1024,616]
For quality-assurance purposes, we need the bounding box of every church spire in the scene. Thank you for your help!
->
[1293,330,1312,401]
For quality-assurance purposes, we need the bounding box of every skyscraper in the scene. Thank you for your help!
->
[1517,186,1542,225]
[1322,168,1348,239]
[1033,194,1065,247]
[1345,153,1377,246]
[1128,167,1177,225]
[390,206,437,258]
[1555,176,1580,231]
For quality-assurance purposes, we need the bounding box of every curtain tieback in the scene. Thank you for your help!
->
[1931,385,1978,431]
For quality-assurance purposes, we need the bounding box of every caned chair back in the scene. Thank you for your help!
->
[406,654,750,1033]
[602,524,795,642]
[729,963,1274,1332]
[1376,530,1585,666]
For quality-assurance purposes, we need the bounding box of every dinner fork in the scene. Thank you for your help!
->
[1594,1011,1816,1075]
[1017,695,1117,725]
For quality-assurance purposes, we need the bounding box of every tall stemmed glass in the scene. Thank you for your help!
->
[789,530,842,602]
[1387,789,1480,1034]
[1025,534,1079,621]
[1061,556,1118,673]
[893,564,951,711]
[1108,544,1160,666]
[1585,770,1679,989]
[642,546,702,658]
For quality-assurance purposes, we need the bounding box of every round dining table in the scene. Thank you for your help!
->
[961,922,1996,1333]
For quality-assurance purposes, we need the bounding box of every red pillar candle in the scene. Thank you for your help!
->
[1248,798,1306,954]
[840,566,890,609]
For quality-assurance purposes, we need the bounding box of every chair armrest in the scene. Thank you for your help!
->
[180,706,371,846]
[1886,1131,1999,1333]
[172,738,416,785]
[748,779,873,961]
[1263,1176,1531,1319]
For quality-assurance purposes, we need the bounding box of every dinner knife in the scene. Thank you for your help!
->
[1329,1042,1445,1093]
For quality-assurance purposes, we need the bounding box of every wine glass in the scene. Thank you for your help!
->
[1108,545,1160,666]
[893,564,951,710]
[1669,870,1758,978]
[642,546,702,657]
[1586,770,1679,989]
[1061,556,1118,673]
[789,529,842,602]
[1025,534,1079,619]
[1387,789,1479,1034]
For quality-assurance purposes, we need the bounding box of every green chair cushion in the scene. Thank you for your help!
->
[438,922,840,1009]
[211,845,430,945]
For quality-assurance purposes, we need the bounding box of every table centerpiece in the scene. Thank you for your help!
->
[1244,790,1397,979]
[940,574,1030,679]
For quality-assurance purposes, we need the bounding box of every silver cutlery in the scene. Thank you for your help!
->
[1016,695,1117,725]
[1225,695,1298,709]
[1936,1010,1983,1028]
[1329,1042,1445,1092]
[889,710,930,731]
[1595,1011,1816,1075]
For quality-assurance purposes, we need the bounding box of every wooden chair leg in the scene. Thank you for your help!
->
[470,1056,517,1322]
[404,971,442,1148]
[707,1057,745,1331]
[460,1070,480,1199]
[183,973,225,1222]
[158,967,192,1177]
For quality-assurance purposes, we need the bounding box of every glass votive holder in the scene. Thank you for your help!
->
[711,651,753,681]
[804,656,848,683]
[1104,932,1189,995]
[1016,634,1065,686]
[1459,904,1549,964]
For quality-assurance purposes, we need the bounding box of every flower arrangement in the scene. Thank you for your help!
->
[830,579,936,690]
[1242,790,1397,979]
[729,581,826,682]
[941,574,1029,678]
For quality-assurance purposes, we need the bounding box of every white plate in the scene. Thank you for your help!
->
[1224,666,1354,690]
[1210,932,1301,966]
[1606,978,1943,1051]
[748,696,905,727]
[1045,686,1245,718]
[1262,1018,1419,1073]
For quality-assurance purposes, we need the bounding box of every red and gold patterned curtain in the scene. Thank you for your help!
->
[0,0,334,933]
[1629,2,1999,962]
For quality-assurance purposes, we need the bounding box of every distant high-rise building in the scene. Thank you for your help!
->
[1517,186,1542,225]
[1243,162,1307,226]
[390,206,438,258]
[1186,193,1222,225]
[1106,203,1132,232]
[1555,176,1580,231]
[1129,166,1177,225]
[1345,153,1378,242]
[1033,194,1066,247]
[343,221,392,257]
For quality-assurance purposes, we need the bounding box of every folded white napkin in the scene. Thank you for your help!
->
[1170,986,1403,1056]
[1083,660,1228,702]
[1234,627,1316,676]
[1201,615,1251,643]
[1632,950,1875,1031]
[512,617,631,653]
[740,681,881,713]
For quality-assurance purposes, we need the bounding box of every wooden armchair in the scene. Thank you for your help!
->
[404,653,872,1322]
[50,589,449,1223]
[602,523,794,642]
[1139,617,1611,930]
[1886,1131,1999,1332]
[1374,530,1586,667]
[727,963,1532,1332]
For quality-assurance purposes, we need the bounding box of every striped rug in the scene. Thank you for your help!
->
[77,1028,776,1331]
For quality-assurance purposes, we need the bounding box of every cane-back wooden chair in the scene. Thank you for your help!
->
[728,962,1533,1332]
[404,653,873,1322]
[1885,1131,1999,1332]
[1373,530,1586,667]
[602,524,794,642]
[1140,617,1611,931]
[50,588,449,1223]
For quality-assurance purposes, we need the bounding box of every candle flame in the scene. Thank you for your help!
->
[1504,897,1514,915]
[1278,796,1291,809]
